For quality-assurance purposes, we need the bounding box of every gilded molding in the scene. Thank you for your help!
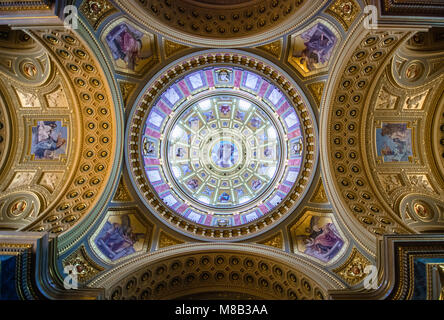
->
[310,177,328,203]
[0,0,50,11]
[258,232,284,250]
[112,0,330,48]
[326,0,360,32]
[333,247,371,286]
[112,175,132,202]
[62,245,105,283]
[79,0,117,30]
[87,243,343,300]
[158,231,185,249]
[118,80,136,109]
[17,28,118,236]
[307,81,325,108]
[329,234,444,300]
[163,39,189,59]
[323,28,414,241]
[134,0,306,39]
[88,243,346,292]
[256,39,283,60]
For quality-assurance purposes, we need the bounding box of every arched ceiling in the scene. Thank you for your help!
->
[320,24,444,253]
[87,243,343,300]
[0,0,443,300]
[113,0,330,47]
[0,25,123,246]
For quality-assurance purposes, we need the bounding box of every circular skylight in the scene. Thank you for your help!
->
[165,93,282,210]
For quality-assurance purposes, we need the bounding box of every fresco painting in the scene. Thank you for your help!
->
[31,121,67,160]
[95,213,147,261]
[105,21,154,72]
[292,212,344,262]
[376,123,413,162]
[290,22,337,75]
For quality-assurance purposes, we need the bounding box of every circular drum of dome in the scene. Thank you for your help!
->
[127,52,317,240]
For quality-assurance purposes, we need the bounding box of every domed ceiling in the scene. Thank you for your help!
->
[0,0,443,301]
[127,53,316,239]
[114,0,327,46]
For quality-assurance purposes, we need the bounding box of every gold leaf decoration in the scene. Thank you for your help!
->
[80,0,117,30]
[256,39,283,59]
[119,81,136,108]
[308,81,325,107]
[333,247,371,286]
[0,58,12,72]
[311,178,328,203]
[326,0,360,31]
[430,61,444,77]
[158,231,184,249]
[113,175,132,202]
[163,39,189,59]
[62,246,104,283]
[258,233,284,250]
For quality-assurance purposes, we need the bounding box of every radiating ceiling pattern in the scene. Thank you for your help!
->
[0,0,442,300]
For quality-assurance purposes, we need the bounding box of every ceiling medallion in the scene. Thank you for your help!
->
[127,52,317,240]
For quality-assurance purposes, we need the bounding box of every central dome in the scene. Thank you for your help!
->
[165,93,283,210]
[140,65,304,229]
[127,51,317,239]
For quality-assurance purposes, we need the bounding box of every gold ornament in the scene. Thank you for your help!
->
[158,231,184,249]
[327,0,360,31]
[259,233,284,250]
[333,248,371,286]
[62,246,104,283]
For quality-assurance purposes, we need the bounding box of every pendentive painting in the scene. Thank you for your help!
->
[376,122,413,162]
[93,211,151,262]
[104,19,156,74]
[290,211,345,263]
[31,121,67,160]
[288,21,338,77]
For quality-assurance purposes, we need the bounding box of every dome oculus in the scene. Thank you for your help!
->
[166,93,282,210]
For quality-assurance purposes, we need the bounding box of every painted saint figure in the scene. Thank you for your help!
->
[235,111,245,121]
[188,116,200,129]
[220,105,231,115]
[216,69,231,82]
[219,192,230,202]
[376,123,412,162]
[106,23,148,71]
[187,178,199,190]
[96,215,145,261]
[292,140,303,156]
[203,111,215,122]
[250,117,262,128]
[301,216,343,262]
[212,141,238,168]
[251,179,262,190]
[176,147,185,158]
[33,121,66,159]
[143,138,155,155]
[292,23,337,73]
